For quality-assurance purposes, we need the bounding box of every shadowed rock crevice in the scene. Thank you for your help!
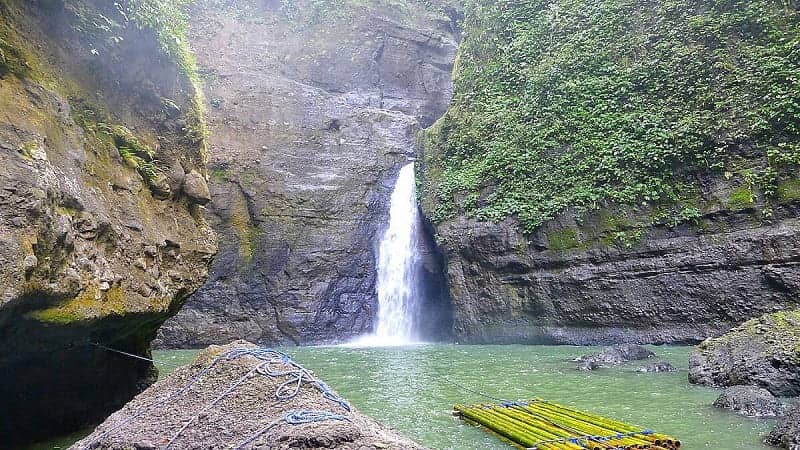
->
[415,209,454,341]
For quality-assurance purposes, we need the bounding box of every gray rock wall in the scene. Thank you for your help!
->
[157,0,461,347]
[431,204,800,345]
[0,0,216,444]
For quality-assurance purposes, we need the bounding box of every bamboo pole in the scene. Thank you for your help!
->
[532,400,680,449]
[518,403,654,448]
[455,400,680,450]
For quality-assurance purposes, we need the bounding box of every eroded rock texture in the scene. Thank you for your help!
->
[0,0,215,444]
[768,400,800,449]
[157,0,460,347]
[712,386,784,418]
[424,203,800,345]
[689,310,800,396]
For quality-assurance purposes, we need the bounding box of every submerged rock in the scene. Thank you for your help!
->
[688,310,800,396]
[636,361,677,373]
[72,341,423,450]
[712,386,784,418]
[767,401,800,448]
[575,344,655,370]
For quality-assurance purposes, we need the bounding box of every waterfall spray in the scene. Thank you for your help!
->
[352,162,421,346]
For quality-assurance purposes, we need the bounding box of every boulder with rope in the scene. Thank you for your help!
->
[72,341,424,450]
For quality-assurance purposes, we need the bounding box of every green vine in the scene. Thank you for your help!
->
[424,0,800,233]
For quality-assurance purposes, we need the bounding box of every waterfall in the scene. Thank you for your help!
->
[352,162,421,346]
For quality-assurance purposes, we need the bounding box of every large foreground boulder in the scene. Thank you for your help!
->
[72,341,423,450]
[688,310,800,396]
[767,401,800,448]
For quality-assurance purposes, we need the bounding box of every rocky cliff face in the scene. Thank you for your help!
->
[423,192,800,345]
[0,0,215,444]
[418,0,800,345]
[156,0,460,347]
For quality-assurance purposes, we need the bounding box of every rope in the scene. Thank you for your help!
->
[164,366,259,449]
[80,346,351,449]
[529,429,655,447]
[91,342,155,363]
[429,373,508,402]
[233,410,351,450]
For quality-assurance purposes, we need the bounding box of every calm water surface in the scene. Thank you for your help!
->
[29,345,774,449]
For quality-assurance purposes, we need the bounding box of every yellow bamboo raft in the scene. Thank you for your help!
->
[454,399,681,450]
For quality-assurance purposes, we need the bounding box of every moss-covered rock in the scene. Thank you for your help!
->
[688,310,800,396]
[0,0,216,445]
[415,0,800,347]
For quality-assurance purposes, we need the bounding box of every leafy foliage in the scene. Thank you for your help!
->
[424,0,800,233]
[63,0,198,83]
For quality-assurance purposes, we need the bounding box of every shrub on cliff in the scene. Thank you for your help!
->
[423,0,800,233]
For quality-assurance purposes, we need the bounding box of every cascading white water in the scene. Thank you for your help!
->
[374,163,420,343]
[351,162,421,346]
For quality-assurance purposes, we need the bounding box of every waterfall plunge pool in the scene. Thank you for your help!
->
[30,344,774,449]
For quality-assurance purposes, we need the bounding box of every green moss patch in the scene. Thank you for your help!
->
[0,36,32,79]
[698,310,800,362]
[727,186,756,209]
[546,228,581,251]
[28,285,171,324]
[777,178,800,202]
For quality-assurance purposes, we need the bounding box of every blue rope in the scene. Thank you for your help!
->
[81,346,350,449]
[530,429,655,448]
[233,410,351,449]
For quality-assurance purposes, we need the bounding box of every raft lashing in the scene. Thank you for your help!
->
[454,399,681,450]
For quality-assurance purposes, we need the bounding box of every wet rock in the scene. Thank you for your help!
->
[157,0,459,347]
[636,361,677,373]
[712,386,784,418]
[575,344,655,370]
[167,160,186,193]
[182,169,211,205]
[688,310,800,396]
[767,400,800,448]
[418,203,800,345]
[22,255,37,273]
[147,173,172,200]
[73,342,424,450]
[576,359,601,371]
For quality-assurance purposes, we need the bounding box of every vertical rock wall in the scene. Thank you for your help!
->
[157,0,461,347]
[0,0,216,444]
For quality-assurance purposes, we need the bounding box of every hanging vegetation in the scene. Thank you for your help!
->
[423,0,800,233]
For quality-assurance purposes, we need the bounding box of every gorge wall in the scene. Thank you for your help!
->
[0,0,216,444]
[156,0,460,347]
[420,0,800,344]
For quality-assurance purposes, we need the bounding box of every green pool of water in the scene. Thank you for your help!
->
[28,345,774,449]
